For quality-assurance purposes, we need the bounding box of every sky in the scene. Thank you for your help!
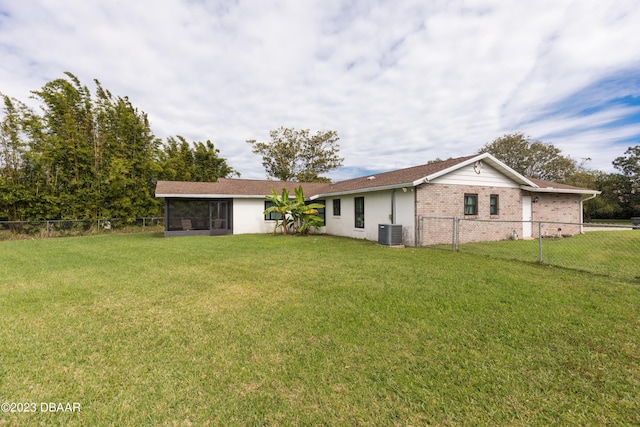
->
[1,0,639,181]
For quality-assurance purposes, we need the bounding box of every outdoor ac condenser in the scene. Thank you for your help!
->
[378,224,403,246]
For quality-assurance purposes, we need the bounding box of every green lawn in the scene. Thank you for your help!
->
[1,233,639,426]
[459,230,640,282]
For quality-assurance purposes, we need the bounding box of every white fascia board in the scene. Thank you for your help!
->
[421,153,539,187]
[412,177,430,186]
[520,186,601,195]
[310,183,414,200]
[156,193,267,199]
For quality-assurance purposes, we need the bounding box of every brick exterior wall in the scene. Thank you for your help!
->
[416,183,584,245]
[532,193,583,237]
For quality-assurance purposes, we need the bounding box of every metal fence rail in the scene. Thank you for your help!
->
[0,217,164,238]
[418,216,639,283]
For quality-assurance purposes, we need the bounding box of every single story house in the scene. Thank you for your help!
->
[154,153,600,246]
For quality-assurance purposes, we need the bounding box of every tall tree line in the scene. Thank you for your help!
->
[0,72,237,221]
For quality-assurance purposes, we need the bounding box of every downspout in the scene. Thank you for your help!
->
[580,193,599,233]
[416,178,429,246]
[391,189,396,224]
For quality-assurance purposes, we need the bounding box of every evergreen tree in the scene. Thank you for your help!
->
[158,136,238,182]
[0,73,238,221]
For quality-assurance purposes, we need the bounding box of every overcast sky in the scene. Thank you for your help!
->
[1,0,639,181]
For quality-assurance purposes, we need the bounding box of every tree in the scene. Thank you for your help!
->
[478,132,577,182]
[0,72,239,221]
[247,127,343,182]
[192,140,239,182]
[587,172,629,219]
[565,161,614,220]
[92,81,162,219]
[0,95,29,220]
[30,72,96,218]
[158,136,238,182]
[612,145,640,217]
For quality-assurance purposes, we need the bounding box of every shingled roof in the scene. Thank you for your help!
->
[155,178,330,198]
[313,155,480,196]
[524,178,601,194]
[155,154,599,199]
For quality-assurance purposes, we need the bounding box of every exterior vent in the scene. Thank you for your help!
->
[378,224,403,245]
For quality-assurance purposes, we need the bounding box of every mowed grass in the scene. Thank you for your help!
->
[0,233,639,426]
[460,230,640,282]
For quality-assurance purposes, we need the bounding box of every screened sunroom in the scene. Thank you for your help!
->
[164,198,232,236]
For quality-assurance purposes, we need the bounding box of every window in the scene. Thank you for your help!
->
[354,197,365,228]
[333,199,341,216]
[464,194,478,215]
[313,200,326,226]
[490,194,499,215]
[264,201,282,221]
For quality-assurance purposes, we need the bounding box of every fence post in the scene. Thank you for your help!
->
[453,217,460,252]
[538,221,543,264]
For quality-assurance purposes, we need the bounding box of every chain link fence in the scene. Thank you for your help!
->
[0,217,164,240]
[418,216,640,283]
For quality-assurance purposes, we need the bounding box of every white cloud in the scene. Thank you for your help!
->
[1,0,639,180]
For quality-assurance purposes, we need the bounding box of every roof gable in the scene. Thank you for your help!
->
[312,153,538,197]
[423,153,537,187]
[315,155,479,195]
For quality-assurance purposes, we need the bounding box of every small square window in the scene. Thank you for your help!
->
[490,194,499,215]
[464,194,478,215]
[264,201,282,221]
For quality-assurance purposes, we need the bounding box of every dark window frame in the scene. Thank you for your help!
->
[333,199,341,216]
[312,200,326,226]
[264,201,282,221]
[354,197,365,228]
[464,193,478,216]
[490,194,499,215]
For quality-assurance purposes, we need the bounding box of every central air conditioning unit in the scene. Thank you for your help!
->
[378,224,403,246]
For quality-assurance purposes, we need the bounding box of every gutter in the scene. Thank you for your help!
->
[520,185,601,196]
[310,182,415,200]
[155,193,270,199]
[581,193,599,202]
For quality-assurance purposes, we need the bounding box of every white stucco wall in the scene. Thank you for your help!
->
[324,189,416,246]
[232,198,275,234]
[232,197,328,235]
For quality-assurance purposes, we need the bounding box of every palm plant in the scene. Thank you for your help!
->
[264,188,294,234]
[263,186,325,235]
[290,186,325,235]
